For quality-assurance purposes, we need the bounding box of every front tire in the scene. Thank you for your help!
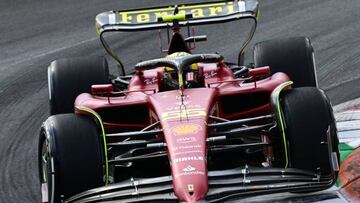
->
[280,87,339,177]
[48,56,110,115]
[38,114,104,202]
[254,37,317,87]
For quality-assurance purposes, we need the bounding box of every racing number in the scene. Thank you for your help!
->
[161,108,206,121]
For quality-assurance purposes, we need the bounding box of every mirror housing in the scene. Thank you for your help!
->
[248,66,271,77]
[91,84,113,95]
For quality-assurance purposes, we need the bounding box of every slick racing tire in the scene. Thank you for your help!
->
[38,114,104,202]
[48,56,110,115]
[254,37,317,87]
[279,87,339,178]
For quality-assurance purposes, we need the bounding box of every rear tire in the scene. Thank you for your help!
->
[280,87,339,177]
[254,37,317,87]
[38,114,104,202]
[48,56,110,115]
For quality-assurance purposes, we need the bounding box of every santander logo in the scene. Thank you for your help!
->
[175,164,205,178]
[182,165,196,172]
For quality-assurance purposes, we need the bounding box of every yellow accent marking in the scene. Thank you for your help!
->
[273,81,293,168]
[167,52,190,58]
[209,7,223,16]
[256,8,261,21]
[120,7,172,15]
[172,124,202,136]
[191,9,205,18]
[178,10,186,16]
[190,64,198,71]
[137,13,150,23]
[154,12,171,19]
[164,67,174,72]
[227,3,235,14]
[161,108,207,121]
[119,3,226,15]
[95,23,101,36]
[164,52,191,72]
[75,106,109,185]
[119,12,132,23]
[162,13,186,22]
[180,2,226,9]
[178,71,184,88]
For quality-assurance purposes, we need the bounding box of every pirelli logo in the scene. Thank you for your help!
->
[161,108,207,121]
[117,1,245,24]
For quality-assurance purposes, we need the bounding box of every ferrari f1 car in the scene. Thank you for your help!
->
[38,0,341,202]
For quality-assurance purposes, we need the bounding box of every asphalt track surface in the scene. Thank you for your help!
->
[0,0,360,202]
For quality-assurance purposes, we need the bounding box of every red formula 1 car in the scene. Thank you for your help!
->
[38,1,341,202]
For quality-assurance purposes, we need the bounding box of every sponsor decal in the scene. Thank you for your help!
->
[171,124,202,136]
[117,2,242,24]
[174,150,202,156]
[176,136,196,144]
[173,156,204,163]
[175,168,205,178]
[182,165,196,172]
[173,144,201,152]
[175,171,205,178]
[166,104,200,111]
[204,71,217,79]
[161,108,206,121]
[144,77,158,85]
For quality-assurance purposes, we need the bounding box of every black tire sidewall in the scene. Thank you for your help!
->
[280,87,338,176]
[49,56,109,115]
[254,37,317,87]
[42,114,104,201]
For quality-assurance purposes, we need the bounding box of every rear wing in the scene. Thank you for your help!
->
[95,0,259,75]
[96,0,259,33]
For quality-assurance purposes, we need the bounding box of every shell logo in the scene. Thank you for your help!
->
[171,124,202,136]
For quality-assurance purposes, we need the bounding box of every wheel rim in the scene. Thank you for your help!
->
[40,134,54,203]
[41,139,49,183]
